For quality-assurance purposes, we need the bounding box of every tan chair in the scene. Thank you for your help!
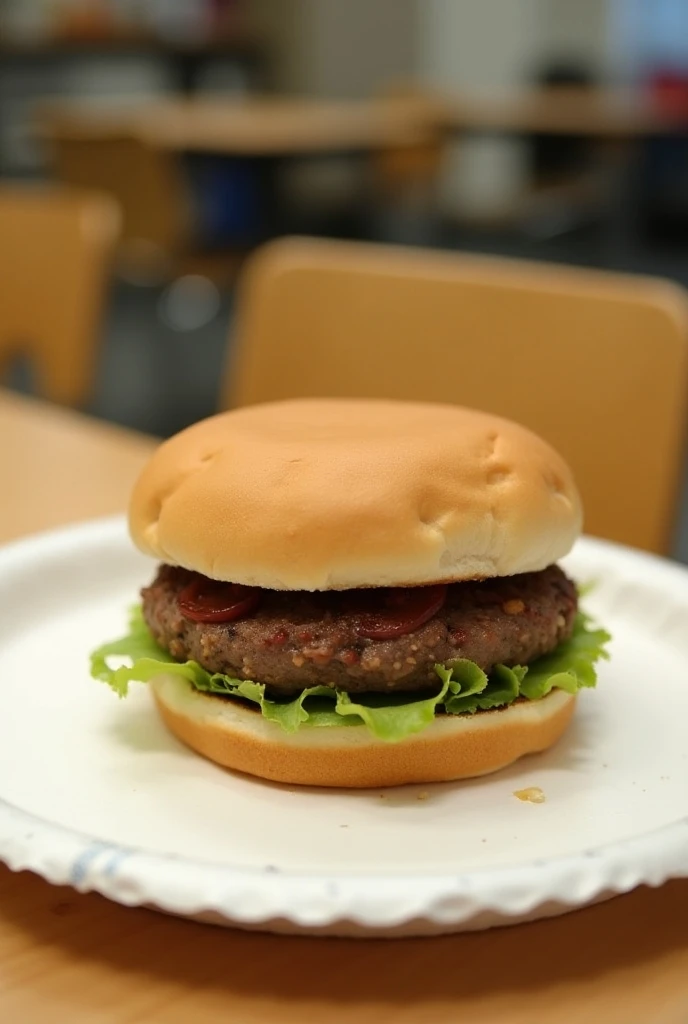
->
[48,128,190,281]
[0,186,119,406]
[226,237,688,554]
[47,123,245,286]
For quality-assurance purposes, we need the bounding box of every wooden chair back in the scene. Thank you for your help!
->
[226,237,688,554]
[49,127,190,277]
[0,187,119,406]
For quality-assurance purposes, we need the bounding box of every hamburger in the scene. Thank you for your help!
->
[91,398,610,788]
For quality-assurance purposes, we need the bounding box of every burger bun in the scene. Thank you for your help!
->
[151,674,576,788]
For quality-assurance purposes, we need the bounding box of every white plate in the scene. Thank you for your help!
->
[1,517,688,937]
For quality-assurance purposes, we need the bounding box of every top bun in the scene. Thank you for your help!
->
[129,399,582,591]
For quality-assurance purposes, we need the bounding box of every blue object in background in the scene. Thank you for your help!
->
[186,154,269,246]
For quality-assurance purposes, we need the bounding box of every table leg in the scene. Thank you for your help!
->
[598,137,645,269]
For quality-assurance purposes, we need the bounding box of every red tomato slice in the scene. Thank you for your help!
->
[178,576,262,623]
[355,584,448,640]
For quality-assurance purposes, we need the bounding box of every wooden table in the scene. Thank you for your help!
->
[443,87,688,262]
[2,388,688,1024]
[40,88,688,160]
[40,96,440,157]
[445,87,688,138]
[0,389,156,543]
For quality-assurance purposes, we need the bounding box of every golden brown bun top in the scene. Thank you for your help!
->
[128,399,582,590]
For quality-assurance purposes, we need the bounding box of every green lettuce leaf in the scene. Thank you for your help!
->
[446,662,527,714]
[335,672,452,741]
[89,605,194,696]
[90,606,610,743]
[518,612,610,700]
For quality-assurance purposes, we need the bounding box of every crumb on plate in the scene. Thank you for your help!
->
[513,786,546,804]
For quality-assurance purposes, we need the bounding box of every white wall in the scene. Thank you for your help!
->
[249,0,417,97]
[540,0,610,78]
[302,0,417,98]
[419,0,539,217]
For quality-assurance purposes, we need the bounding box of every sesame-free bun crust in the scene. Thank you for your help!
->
[129,399,581,590]
[151,674,576,788]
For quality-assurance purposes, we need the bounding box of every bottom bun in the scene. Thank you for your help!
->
[151,675,576,788]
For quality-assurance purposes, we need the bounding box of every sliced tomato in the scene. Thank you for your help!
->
[178,576,262,623]
[355,584,448,640]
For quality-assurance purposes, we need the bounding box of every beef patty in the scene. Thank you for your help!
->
[141,564,577,696]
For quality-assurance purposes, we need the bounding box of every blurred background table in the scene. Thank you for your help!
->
[2,385,688,1023]
[38,87,687,286]
[37,94,446,292]
[39,95,442,156]
[446,87,688,138]
[41,88,685,158]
